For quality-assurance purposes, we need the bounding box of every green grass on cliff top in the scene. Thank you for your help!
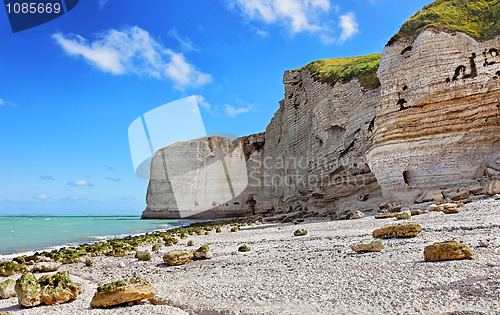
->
[389,0,500,44]
[295,54,381,90]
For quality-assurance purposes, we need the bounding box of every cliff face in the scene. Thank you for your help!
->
[367,29,500,202]
[143,61,383,219]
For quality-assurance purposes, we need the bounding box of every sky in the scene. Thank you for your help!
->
[0,0,432,215]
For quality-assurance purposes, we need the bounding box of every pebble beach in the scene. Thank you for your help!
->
[0,196,499,315]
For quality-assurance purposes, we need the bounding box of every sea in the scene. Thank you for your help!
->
[0,215,192,259]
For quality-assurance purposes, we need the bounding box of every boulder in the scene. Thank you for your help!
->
[293,229,308,236]
[135,250,151,262]
[372,222,421,239]
[187,240,194,246]
[424,241,473,262]
[85,257,96,267]
[396,210,411,220]
[162,250,193,266]
[410,210,424,216]
[427,204,438,211]
[193,244,213,260]
[31,262,61,273]
[485,167,500,178]
[484,180,500,195]
[352,239,384,253]
[238,245,251,252]
[39,271,82,305]
[447,189,470,201]
[351,211,365,219]
[90,278,155,308]
[0,261,26,277]
[375,212,396,219]
[0,279,16,299]
[14,273,41,307]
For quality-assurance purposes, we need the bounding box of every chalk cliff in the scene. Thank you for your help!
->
[143,0,500,219]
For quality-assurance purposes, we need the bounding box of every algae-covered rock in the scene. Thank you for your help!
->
[0,261,26,277]
[396,210,412,220]
[39,271,82,305]
[294,229,308,236]
[135,250,152,261]
[230,227,239,232]
[0,279,16,299]
[352,239,384,253]
[238,245,251,252]
[90,278,155,308]
[375,212,397,219]
[85,256,96,267]
[372,222,422,239]
[194,244,213,260]
[163,250,193,266]
[152,244,162,252]
[15,273,41,307]
[187,240,195,246]
[424,241,473,262]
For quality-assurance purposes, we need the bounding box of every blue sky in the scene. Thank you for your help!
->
[0,0,431,215]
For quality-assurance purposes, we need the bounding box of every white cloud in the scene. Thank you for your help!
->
[168,28,199,52]
[34,194,50,201]
[231,0,331,34]
[338,12,359,43]
[224,104,253,116]
[52,26,212,89]
[195,95,211,110]
[67,179,93,187]
[0,98,4,106]
[98,0,111,10]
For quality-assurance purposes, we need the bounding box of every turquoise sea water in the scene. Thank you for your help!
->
[0,215,191,258]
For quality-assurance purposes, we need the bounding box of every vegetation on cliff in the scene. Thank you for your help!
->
[389,0,500,44]
[296,54,381,90]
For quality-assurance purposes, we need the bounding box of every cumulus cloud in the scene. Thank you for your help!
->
[338,12,359,43]
[105,177,121,182]
[168,28,199,52]
[224,103,253,116]
[39,175,54,180]
[67,179,93,187]
[52,26,212,89]
[34,194,50,200]
[230,0,334,34]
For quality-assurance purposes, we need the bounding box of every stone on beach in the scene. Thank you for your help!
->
[372,222,422,239]
[90,278,155,308]
[31,262,61,273]
[85,257,96,267]
[352,239,384,253]
[14,273,41,307]
[0,279,16,299]
[163,250,193,266]
[294,229,308,236]
[483,180,500,195]
[193,244,213,260]
[351,211,365,219]
[375,212,396,219]
[424,241,473,262]
[238,245,251,252]
[135,250,152,261]
[39,271,82,305]
[0,261,26,277]
[396,210,411,220]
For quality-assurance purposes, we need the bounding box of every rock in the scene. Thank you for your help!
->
[447,189,470,201]
[484,180,500,195]
[372,222,421,239]
[432,193,446,205]
[486,261,497,267]
[427,204,438,212]
[85,257,96,267]
[187,240,194,246]
[152,244,162,252]
[135,250,152,261]
[193,244,213,260]
[293,229,308,236]
[90,278,155,308]
[424,241,473,262]
[396,210,411,220]
[375,212,396,219]
[352,239,384,253]
[31,262,61,273]
[230,227,239,232]
[39,271,82,305]
[441,207,459,214]
[163,250,193,266]
[474,164,488,178]
[469,186,484,195]
[238,245,251,252]
[478,241,490,248]
[118,262,126,268]
[149,296,168,305]
[485,167,500,178]
[410,210,424,216]
[379,201,395,210]
[389,204,409,213]
[0,279,16,299]
[351,211,365,219]
[15,273,41,307]
[0,261,26,277]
